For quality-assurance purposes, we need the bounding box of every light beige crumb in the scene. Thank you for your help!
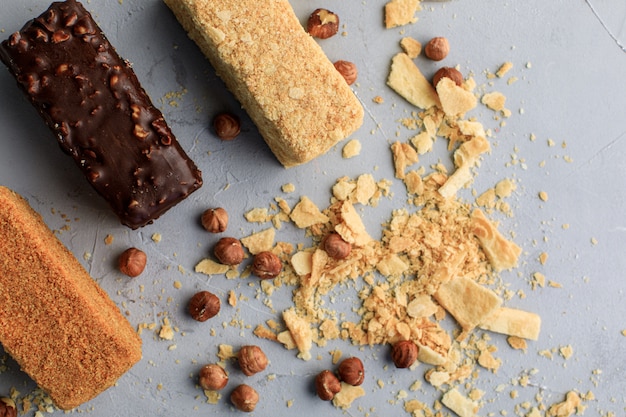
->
[384,0,421,29]
[104,234,114,245]
[332,382,365,409]
[496,62,513,78]
[245,207,270,223]
[290,196,330,228]
[195,259,230,276]
[151,233,162,243]
[372,95,384,104]
[173,280,182,289]
[538,191,549,202]
[441,388,480,417]
[436,77,478,117]
[400,36,422,58]
[387,53,440,109]
[282,183,296,193]
[343,139,362,159]
[228,290,237,307]
[241,228,275,255]
[481,91,508,112]
[546,391,581,417]
[559,345,574,360]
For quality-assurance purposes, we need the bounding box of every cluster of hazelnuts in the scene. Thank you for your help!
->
[197,345,269,412]
[314,356,365,401]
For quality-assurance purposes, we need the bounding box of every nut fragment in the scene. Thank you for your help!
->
[214,237,245,265]
[198,364,229,391]
[118,247,147,277]
[213,112,241,141]
[315,370,341,401]
[390,340,419,368]
[322,233,352,260]
[0,398,16,417]
[230,384,259,412]
[333,60,358,86]
[251,251,282,279]
[201,207,229,233]
[238,345,268,376]
[188,290,221,322]
[424,37,450,61]
[306,8,339,39]
[337,357,365,386]
[433,67,463,87]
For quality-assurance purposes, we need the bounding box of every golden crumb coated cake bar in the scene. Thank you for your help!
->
[164,0,364,167]
[0,186,142,410]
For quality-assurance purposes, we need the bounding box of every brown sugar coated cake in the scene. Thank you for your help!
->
[0,186,142,410]
[164,0,364,167]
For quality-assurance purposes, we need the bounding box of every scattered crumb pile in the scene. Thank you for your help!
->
[192,2,591,416]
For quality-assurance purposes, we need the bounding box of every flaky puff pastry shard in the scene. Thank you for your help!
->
[165,0,364,167]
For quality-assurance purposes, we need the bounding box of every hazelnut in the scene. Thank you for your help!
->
[198,364,229,391]
[424,37,450,61]
[238,345,268,376]
[251,251,282,279]
[118,247,147,277]
[433,67,463,87]
[201,207,228,233]
[230,384,259,412]
[306,8,339,39]
[188,290,221,322]
[0,398,16,417]
[213,112,241,141]
[315,370,341,401]
[390,340,419,368]
[333,60,358,86]
[322,233,352,260]
[214,237,245,265]
[337,357,364,386]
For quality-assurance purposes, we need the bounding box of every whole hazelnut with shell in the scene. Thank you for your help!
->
[322,233,352,260]
[251,251,282,279]
[213,112,241,141]
[390,340,419,368]
[230,384,259,412]
[118,247,147,277]
[201,207,228,233]
[198,364,229,391]
[337,357,365,386]
[188,290,221,322]
[214,237,245,265]
[315,370,342,401]
[238,345,269,376]
[424,36,450,61]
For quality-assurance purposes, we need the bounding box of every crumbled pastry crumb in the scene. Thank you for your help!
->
[496,62,514,78]
[400,36,422,58]
[384,0,421,29]
[441,388,480,417]
[282,183,296,193]
[151,233,162,243]
[342,139,362,159]
[387,53,440,109]
[332,382,365,409]
[195,259,230,276]
[546,391,582,417]
[104,234,114,245]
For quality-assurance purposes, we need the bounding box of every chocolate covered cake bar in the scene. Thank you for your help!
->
[0,0,202,229]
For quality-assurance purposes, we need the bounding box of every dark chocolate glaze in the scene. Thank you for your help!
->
[0,0,202,229]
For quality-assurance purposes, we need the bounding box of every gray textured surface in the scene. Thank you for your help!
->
[0,0,625,415]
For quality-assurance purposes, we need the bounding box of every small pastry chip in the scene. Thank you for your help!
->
[434,276,502,338]
[290,196,330,228]
[332,382,365,409]
[282,308,312,360]
[342,139,362,159]
[436,77,478,117]
[471,209,522,271]
[387,53,440,109]
[291,250,313,276]
[391,141,419,179]
[195,258,230,276]
[400,36,422,58]
[441,388,480,417]
[479,307,541,341]
[241,228,275,254]
[482,91,507,112]
[335,201,372,247]
[384,0,421,28]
